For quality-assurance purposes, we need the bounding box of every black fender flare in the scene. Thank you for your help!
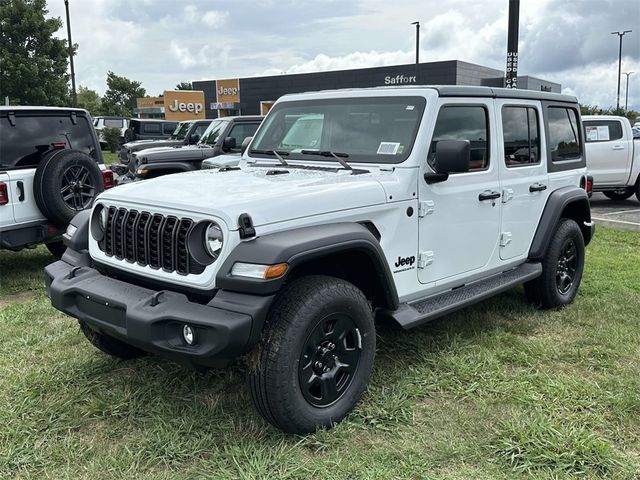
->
[136,161,197,178]
[216,222,399,309]
[528,186,592,260]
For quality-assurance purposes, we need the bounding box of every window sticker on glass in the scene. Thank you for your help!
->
[406,105,415,110]
[597,125,610,141]
[377,142,400,155]
[586,126,599,142]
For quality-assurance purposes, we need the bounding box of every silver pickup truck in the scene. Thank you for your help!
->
[583,115,640,202]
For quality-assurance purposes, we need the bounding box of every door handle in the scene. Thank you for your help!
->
[612,145,625,150]
[529,183,547,192]
[16,181,25,201]
[478,190,501,201]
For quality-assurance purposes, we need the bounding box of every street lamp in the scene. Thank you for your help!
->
[410,21,420,65]
[611,30,632,110]
[623,72,634,111]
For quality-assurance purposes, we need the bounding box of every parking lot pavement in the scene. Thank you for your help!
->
[590,193,640,232]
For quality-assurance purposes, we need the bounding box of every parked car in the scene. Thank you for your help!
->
[632,126,640,140]
[128,115,261,180]
[0,107,113,257]
[93,116,129,149]
[46,86,594,434]
[583,115,640,202]
[117,119,212,165]
[123,119,178,143]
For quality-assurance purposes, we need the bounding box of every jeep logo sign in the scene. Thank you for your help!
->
[217,86,238,97]
[168,99,203,115]
[384,75,417,85]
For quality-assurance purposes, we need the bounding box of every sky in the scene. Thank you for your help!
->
[46,0,640,110]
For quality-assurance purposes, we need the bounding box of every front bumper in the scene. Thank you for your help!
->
[45,260,273,367]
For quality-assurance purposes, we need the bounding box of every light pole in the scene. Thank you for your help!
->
[64,0,77,107]
[411,21,420,81]
[623,72,634,111]
[611,30,632,110]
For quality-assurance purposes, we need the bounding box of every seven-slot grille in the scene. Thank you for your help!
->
[100,206,205,275]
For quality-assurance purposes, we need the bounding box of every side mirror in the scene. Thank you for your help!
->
[189,133,200,144]
[241,136,252,154]
[424,140,471,184]
[222,136,237,151]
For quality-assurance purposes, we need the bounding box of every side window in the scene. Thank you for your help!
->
[194,124,209,136]
[228,123,260,151]
[104,118,123,128]
[583,120,624,142]
[547,107,581,161]
[163,123,178,135]
[430,106,489,171]
[143,123,161,134]
[502,106,540,167]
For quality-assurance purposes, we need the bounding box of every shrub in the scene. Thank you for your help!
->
[102,126,122,153]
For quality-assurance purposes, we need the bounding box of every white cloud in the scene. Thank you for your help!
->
[170,41,212,69]
[202,10,229,28]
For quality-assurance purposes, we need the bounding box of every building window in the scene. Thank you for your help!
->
[502,106,540,167]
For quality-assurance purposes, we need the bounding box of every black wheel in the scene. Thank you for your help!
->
[79,321,146,360]
[603,188,634,201]
[45,241,66,258]
[248,275,375,434]
[34,150,104,227]
[636,182,640,204]
[524,218,585,309]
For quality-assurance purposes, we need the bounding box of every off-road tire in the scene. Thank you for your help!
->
[524,218,585,309]
[34,149,104,227]
[248,275,375,434]
[45,241,66,258]
[603,188,634,201]
[79,320,146,360]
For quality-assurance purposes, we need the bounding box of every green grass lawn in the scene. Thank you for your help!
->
[103,151,118,165]
[0,228,639,479]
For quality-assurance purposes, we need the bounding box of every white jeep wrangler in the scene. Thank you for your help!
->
[45,86,595,434]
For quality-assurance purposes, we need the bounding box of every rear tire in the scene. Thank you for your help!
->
[524,218,585,309]
[79,320,146,360]
[603,188,634,201]
[248,275,375,434]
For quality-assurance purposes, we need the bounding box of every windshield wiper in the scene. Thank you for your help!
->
[300,150,352,171]
[250,149,289,166]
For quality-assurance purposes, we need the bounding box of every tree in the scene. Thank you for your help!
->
[102,71,145,117]
[0,0,71,105]
[76,86,103,116]
[175,81,193,90]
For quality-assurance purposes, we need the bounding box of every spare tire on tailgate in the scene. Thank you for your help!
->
[34,149,104,227]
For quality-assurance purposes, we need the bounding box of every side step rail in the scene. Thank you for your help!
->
[383,262,542,330]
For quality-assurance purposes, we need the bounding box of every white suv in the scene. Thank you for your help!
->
[45,86,595,433]
[1,107,113,257]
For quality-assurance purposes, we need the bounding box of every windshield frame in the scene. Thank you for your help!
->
[249,96,426,164]
[199,119,227,145]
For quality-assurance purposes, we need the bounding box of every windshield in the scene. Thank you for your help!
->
[171,121,192,140]
[200,120,226,145]
[251,96,426,163]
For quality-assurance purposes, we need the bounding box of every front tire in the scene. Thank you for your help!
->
[248,275,375,434]
[79,321,146,360]
[525,218,585,309]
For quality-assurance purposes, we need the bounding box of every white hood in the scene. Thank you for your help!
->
[97,165,389,229]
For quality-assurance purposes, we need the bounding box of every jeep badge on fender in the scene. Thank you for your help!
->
[45,85,595,435]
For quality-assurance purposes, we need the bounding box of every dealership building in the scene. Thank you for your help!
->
[192,60,561,119]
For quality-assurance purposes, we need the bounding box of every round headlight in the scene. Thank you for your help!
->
[204,222,223,260]
[99,207,108,230]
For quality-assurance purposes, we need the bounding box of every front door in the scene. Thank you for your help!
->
[418,99,502,285]
[497,100,550,260]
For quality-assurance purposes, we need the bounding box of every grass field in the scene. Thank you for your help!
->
[0,228,639,479]
[103,151,118,165]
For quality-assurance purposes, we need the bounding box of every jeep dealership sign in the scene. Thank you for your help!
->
[163,90,206,120]
[168,99,203,115]
[384,75,417,85]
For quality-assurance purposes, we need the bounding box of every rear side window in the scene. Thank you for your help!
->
[104,118,123,128]
[142,123,161,134]
[583,120,624,142]
[547,107,581,161]
[0,113,97,169]
[430,106,489,171]
[502,106,540,167]
[227,123,260,151]
[163,123,178,135]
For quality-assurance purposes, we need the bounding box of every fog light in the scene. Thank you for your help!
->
[182,324,195,345]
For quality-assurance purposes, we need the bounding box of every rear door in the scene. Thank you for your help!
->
[583,119,631,185]
[496,100,549,260]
